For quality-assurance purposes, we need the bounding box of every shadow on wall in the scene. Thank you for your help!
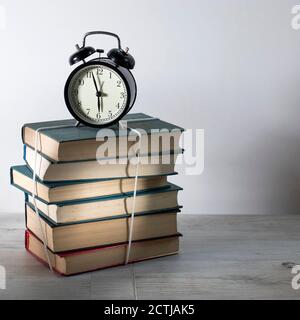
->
[254,132,300,215]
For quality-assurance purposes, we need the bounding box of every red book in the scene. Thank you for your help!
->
[25,230,181,276]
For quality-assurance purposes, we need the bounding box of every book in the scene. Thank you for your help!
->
[26,183,182,224]
[25,203,180,253]
[25,230,181,276]
[11,165,173,203]
[24,145,180,182]
[22,113,184,162]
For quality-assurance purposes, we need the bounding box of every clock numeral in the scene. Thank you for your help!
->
[97,68,103,75]
[96,112,101,119]
[78,79,84,86]
[116,103,120,109]
[77,101,82,107]
[120,92,125,99]
[86,71,92,78]
[110,72,112,79]
[117,80,121,87]
[108,110,112,117]
[86,108,90,115]
[72,89,78,95]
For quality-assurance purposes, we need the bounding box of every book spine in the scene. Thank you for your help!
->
[25,229,30,249]
[24,202,28,227]
[9,167,14,186]
[25,231,63,275]
[25,230,180,277]
[23,144,26,162]
[21,124,26,145]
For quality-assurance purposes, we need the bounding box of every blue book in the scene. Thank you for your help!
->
[22,113,184,162]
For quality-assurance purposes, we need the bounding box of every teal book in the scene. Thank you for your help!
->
[25,202,181,253]
[10,165,175,204]
[23,144,181,182]
[22,113,184,162]
[24,183,182,224]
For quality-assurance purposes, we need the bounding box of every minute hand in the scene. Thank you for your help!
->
[91,72,101,113]
[100,81,104,112]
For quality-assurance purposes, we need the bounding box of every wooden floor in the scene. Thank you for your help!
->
[1,213,300,300]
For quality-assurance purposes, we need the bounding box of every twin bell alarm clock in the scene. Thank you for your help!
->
[64,31,137,128]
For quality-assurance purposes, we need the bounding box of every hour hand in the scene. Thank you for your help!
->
[100,81,104,90]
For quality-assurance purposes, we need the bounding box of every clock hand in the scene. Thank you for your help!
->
[100,81,104,112]
[95,79,105,112]
[97,95,101,113]
[92,72,102,113]
[96,70,104,89]
[101,96,104,113]
[91,72,99,92]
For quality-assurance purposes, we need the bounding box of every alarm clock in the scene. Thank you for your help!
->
[64,31,137,128]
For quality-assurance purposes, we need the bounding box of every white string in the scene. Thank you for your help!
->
[119,120,142,265]
[32,124,75,272]
[119,118,153,300]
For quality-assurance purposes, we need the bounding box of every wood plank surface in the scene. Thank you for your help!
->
[0,214,300,300]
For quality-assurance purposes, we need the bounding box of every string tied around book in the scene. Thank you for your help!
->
[33,124,78,273]
[32,116,159,273]
[118,122,141,265]
[118,116,159,265]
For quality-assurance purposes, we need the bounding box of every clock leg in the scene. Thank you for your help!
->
[75,121,84,127]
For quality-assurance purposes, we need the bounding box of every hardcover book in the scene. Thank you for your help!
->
[11,165,173,203]
[24,145,180,182]
[25,203,180,253]
[26,183,182,224]
[22,113,184,162]
[25,230,181,276]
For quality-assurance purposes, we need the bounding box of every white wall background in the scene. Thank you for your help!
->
[1,0,300,215]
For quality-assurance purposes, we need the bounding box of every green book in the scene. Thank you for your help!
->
[22,113,184,162]
[24,183,182,225]
[10,165,175,204]
[25,202,181,253]
[23,144,181,182]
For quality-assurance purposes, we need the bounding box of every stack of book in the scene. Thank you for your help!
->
[10,113,184,276]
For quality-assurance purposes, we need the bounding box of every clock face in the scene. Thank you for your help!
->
[67,64,128,125]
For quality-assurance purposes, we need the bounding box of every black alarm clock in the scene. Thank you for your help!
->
[64,31,137,128]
